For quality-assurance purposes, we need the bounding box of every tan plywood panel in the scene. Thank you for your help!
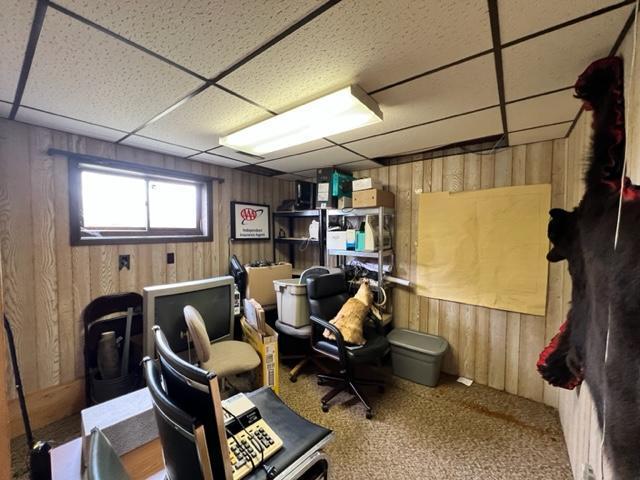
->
[22,9,201,131]
[56,0,323,77]
[502,6,632,101]
[220,0,492,112]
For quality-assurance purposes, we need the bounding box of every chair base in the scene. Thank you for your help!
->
[316,373,385,419]
[281,354,329,382]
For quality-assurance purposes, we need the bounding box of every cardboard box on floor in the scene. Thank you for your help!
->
[241,316,279,394]
[245,262,292,306]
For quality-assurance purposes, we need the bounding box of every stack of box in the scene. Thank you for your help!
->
[316,168,353,208]
[351,178,395,208]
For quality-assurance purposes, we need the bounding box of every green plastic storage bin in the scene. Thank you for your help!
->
[387,328,448,387]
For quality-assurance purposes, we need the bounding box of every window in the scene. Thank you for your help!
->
[69,156,213,245]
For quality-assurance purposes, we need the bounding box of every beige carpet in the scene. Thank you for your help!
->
[11,366,571,479]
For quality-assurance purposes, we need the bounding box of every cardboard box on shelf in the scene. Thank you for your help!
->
[245,263,292,307]
[327,230,347,250]
[353,189,395,208]
[352,177,382,192]
[241,317,279,394]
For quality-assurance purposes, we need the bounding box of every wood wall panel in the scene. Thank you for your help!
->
[0,248,10,480]
[0,118,293,398]
[353,140,566,405]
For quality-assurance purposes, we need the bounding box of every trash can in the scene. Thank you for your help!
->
[387,328,448,387]
[273,279,310,327]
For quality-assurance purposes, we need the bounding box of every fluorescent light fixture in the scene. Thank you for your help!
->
[219,85,383,155]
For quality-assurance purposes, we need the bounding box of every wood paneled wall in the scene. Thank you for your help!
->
[0,118,293,397]
[0,253,10,480]
[352,139,567,407]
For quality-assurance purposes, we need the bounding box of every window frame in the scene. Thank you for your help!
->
[68,155,213,246]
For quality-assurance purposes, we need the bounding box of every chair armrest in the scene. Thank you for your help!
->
[367,311,384,334]
[309,315,348,360]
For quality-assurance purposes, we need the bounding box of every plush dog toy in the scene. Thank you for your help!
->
[323,281,373,345]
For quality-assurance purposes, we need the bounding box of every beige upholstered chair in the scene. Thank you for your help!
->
[183,305,260,378]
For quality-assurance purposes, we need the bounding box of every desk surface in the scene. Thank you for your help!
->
[52,387,331,480]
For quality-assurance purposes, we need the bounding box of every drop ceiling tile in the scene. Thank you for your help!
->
[259,139,334,161]
[499,0,622,43]
[208,146,266,164]
[508,122,571,146]
[328,54,498,144]
[295,169,318,178]
[120,135,199,158]
[0,101,12,118]
[274,173,308,181]
[56,0,323,78]
[506,89,579,132]
[259,146,362,173]
[0,0,36,101]
[136,87,268,151]
[16,107,126,142]
[220,0,491,112]
[190,152,246,169]
[339,160,383,172]
[502,6,632,101]
[22,9,201,131]
[346,108,503,158]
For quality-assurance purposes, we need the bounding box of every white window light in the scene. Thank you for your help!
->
[219,85,383,155]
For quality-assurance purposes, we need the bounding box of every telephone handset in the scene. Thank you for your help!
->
[222,393,283,479]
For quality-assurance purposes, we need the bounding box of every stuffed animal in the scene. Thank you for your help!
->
[539,56,640,478]
[323,281,373,345]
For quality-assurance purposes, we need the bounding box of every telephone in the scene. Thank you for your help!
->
[222,393,283,479]
[308,219,319,241]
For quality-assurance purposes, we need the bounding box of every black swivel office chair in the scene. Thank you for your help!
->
[143,356,218,480]
[307,272,390,419]
[152,325,234,479]
[86,427,130,480]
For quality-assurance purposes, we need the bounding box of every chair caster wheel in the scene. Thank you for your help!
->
[317,379,325,385]
[377,385,385,393]
[366,411,373,419]
[321,404,329,413]
[289,376,297,383]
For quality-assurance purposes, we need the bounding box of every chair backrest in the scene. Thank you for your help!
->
[86,428,130,480]
[152,326,233,479]
[300,266,330,284]
[143,357,213,480]
[183,305,212,363]
[306,272,349,334]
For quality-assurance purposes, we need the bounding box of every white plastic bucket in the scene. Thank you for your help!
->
[273,279,310,328]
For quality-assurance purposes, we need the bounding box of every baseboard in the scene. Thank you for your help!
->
[9,378,85,439]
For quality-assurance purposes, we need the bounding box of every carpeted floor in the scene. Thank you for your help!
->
[11,366,571,479]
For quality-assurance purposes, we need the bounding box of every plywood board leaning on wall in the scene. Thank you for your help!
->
[416,184,551,316]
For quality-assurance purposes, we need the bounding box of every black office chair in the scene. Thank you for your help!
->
[307,272,390,419]
[86,427,130,480]
[143,356,218,480]
[152,325,234,479]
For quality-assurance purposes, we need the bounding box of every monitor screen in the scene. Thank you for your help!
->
[143,276,234,356]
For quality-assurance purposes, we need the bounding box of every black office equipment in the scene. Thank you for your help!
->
[295,181,316,210]
[306,272,390,419]
[4,315,52,480]
[229,254,247,300]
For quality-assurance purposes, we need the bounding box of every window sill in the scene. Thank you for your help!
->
[71,233,213,246]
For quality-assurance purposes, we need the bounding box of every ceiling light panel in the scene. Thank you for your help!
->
[502,6,632,101]
[508,123,571,146]
[498,0,622,43]
[220,86,382,155]
[136,86,268,151]
[506,89,579,132]
[219,0,491,113]
[15,107,127,142]
[0,0,36,101]
[55,0,323,78]
[189,152,246,169]
[259,146,363,173]
[328,54,499,144]
[21,9,201,131]
[346,108,503,158]
[120,135,199,158]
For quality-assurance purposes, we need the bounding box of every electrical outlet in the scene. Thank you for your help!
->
[167,252,175,264]
[118,254,130,271]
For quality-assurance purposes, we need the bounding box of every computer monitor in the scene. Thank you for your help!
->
[143,276,234,357]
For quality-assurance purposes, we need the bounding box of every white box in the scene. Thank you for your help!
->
[327,230,347,250]
[317,182,330,201]
[353,177,382,192]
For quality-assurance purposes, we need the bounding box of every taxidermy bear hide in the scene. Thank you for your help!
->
[538,56,640,479]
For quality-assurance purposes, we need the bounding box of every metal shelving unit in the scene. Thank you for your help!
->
[326,207,394,303]
[273,209,325,270]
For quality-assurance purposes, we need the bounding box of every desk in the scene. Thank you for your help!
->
[51,387,331,480]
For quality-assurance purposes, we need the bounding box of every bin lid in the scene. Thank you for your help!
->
[387,328,448,356]
[273,278,308,293]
